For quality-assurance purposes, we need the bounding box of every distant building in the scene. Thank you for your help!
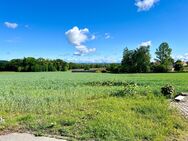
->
[182,61,187,66]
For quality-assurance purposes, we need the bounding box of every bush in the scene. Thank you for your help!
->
[122,83,138,96]
[161,84,175,98]
[95,68,107,73]
[174,60,184,72]
[101,70,107,73]
[86,81,137,87]
[84,66,90,70]
[151,64,169,73]
[112,83,138,97]
[106,64,121,73]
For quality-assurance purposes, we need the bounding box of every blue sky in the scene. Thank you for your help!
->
[0,0,188,63]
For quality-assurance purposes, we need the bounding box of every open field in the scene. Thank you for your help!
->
[0,72,188,140]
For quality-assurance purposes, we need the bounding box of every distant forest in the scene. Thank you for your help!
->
[0,57,112,72]
[0,42,188,73]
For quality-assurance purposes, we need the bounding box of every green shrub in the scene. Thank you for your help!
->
[174,60,184,72]
[101,70,107,73]
[123,83,138,96]
[161,84,175,98]
[86,80,137,87]
[112,83,138,97]
[151,64,169,73]
[84,66,90,70]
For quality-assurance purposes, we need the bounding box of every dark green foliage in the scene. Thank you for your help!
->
[106,63,121,73]
[121,47,135,73]
[121,42,175,73]
[155,42,174,72]
[151,63,169,73]
[69,62,114,70]
[86,80,137,87]
[135,46,151,73]
[0,57,122,73]
[161,84,175,98]
[0,60,9,71]
[121,46,151,73]
[174,60,184,72]
[84,65,90,70]
[101,70,107,73]
[0,57,68,72]
[60,119,76,126]
[155,42,173,64]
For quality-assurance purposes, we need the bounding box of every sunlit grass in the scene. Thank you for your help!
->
[0,72,188,140]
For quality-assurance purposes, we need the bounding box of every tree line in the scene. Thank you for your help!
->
[0,57,112,72]
[0,58,69,72]
[0,42,187,73]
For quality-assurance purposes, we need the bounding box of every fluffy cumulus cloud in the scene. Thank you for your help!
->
[135,0,159,11]
[65,26,89,46]
[65,26,96,56]
[4,22,18,29]
[140,41,152,46]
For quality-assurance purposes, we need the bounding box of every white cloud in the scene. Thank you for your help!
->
[4,22,18,29]
[105,33,111,39]
[74,45,96,56]
[140,41,152,47]
[91,35,96,40]
[65,26,89,46]
[175,53,188,61]
[65,26,96,56]
[135,0,159,11]
[24,25,31,29]
[65,56,121,63]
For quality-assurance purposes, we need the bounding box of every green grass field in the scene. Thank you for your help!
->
[0,72,188,140]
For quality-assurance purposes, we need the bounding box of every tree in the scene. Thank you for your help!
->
[8,59,23,71]
[151,63,169,73]
[121,46,151,73]
[155,42,173,71]
[174,60,184,72]
[107,63,121,73]
[121,47,135,73]
[135,46,151,73]
[62,62,69,71]
[0,61,8,71]
[84,65,90,70]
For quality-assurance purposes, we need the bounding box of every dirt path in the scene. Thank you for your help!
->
[171,95,188,118]
[0,133,66,141]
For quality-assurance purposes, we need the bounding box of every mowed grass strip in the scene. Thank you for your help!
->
[0,72,188,140]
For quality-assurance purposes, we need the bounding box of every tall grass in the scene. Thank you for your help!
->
[0,72,188,140]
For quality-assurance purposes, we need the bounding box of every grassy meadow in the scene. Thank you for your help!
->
[0,72,188,140]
